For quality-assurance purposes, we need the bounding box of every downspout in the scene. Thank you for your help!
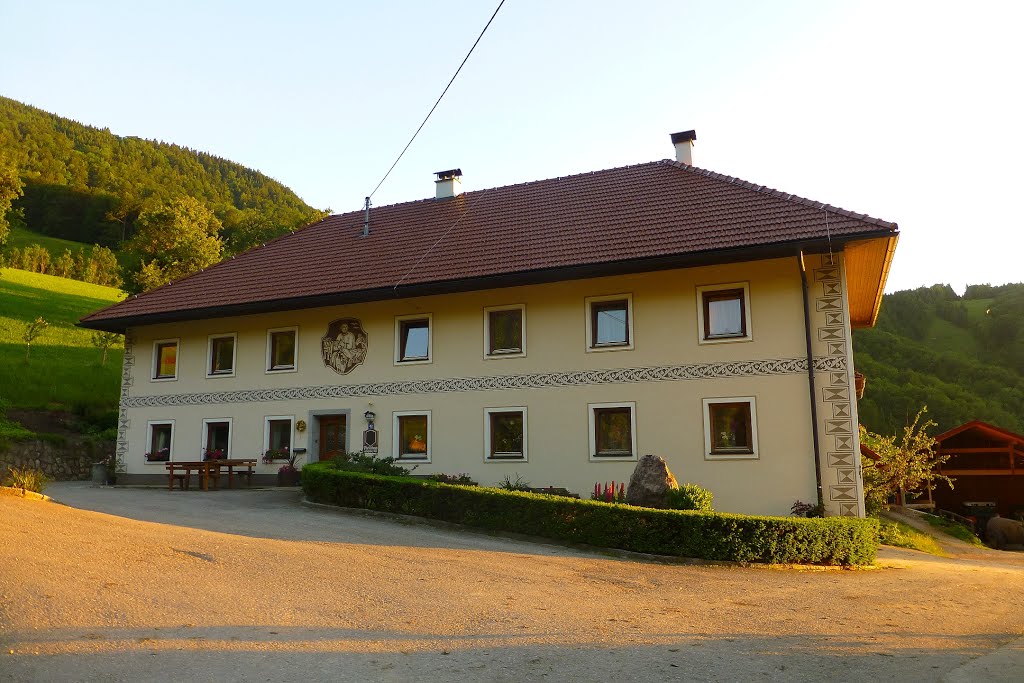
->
[799,252,825,509]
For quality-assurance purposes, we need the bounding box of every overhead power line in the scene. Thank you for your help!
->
[367,0,507,200]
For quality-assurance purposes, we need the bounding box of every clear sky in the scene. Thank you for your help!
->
[2,0,1021,293]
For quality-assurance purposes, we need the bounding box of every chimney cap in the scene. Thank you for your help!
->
[670,130,697,144]
[434,168,463,180]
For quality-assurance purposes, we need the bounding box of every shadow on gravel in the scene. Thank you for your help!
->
[4,627,1011,683]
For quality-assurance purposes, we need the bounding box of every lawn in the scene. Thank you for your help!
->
[5,226,96,258]
[0,268,125,412]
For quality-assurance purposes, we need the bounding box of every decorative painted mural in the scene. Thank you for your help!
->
[121,355,845,408]
[320,318,368,375]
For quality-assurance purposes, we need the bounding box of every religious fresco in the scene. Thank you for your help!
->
[321,318,368,375]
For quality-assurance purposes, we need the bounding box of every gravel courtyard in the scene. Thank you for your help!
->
[2,482,1023,682]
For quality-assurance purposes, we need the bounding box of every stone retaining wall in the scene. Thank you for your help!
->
[0,439,114,481]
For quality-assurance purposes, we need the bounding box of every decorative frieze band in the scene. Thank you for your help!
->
[121,355,846,408]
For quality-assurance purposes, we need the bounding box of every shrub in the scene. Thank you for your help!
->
[428,473,478,485]
[3,466,50,493]
[331,452,411,477]
[665,484,714,512]
[791,500,825,518]
[497,474,531,491]
[302,464,878,566]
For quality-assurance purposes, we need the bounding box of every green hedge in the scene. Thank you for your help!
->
[301,463,878,566]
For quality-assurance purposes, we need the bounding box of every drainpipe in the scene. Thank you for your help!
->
[799,252,825,509]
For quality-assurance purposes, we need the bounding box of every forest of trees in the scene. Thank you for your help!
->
[0,96,327,254]
[854,283,1024,436]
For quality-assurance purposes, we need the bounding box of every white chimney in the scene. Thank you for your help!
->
[670,130,697,165]
[435,168,463,199]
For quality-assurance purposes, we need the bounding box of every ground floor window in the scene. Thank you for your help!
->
[264,416,294,460]
[484,407,527,461]
[394,411,431,461]
[588,402,637,460]
[146,421,174,462]
[703,397,758,459]
[203,418,232,460]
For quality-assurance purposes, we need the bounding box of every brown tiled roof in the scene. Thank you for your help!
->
[80,159,898,330]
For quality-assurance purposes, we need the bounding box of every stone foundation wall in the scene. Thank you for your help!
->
[0,439,114,481]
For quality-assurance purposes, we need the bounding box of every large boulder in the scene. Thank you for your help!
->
[986,515,1024,549]
[625,454,678,508]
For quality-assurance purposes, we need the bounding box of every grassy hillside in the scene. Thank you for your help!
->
[0,268,123,420]
[854,283,1024,436]
[5,226,97,261]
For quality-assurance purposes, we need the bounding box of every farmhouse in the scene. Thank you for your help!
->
[79,132,898,516]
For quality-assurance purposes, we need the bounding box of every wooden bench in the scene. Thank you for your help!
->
[165,459,258,491]
[210,459,257,489]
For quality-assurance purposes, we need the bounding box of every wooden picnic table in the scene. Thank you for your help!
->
[165,459,257,491]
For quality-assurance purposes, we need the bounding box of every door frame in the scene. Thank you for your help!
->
[308,409,351,463]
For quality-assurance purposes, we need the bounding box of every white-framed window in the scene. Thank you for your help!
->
[393,411,431,462]
[483,304,526,359]
[696,282,752,344]
[206,333,237,378]
[263,415,294,460]
[266,327,298,373]
[588,402,637,461]
[484,407,527,461]
[702,397,759,460]
[394,313,432,365]
[145,420,175,463]
[201,417,232,460]
[151,338,179,381]
[585,294,634,352]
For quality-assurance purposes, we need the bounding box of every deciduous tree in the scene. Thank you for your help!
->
[860,406,952,514]
[124,196,223,292]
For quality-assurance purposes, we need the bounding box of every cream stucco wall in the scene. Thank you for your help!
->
[116,255,851,516]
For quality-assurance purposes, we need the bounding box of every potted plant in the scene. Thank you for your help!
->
[276,449,302,487]
[145,448,170,462]
[262,446,290,463]
[203,448,225,461]
[104,454,123,485]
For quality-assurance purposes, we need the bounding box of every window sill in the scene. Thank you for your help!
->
[589,453,637,462]
[397,455,430,463]
[265,366,297,374]
[586,343,634,353]
[698,334,753,345]
[705,452,759,461]
[206,371,236,379]
[150,376,177,382]
[485,455,527,462]
[485,350,526,360]
[394,358,432,366]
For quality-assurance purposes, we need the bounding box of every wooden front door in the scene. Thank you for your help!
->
[319,415,347,461]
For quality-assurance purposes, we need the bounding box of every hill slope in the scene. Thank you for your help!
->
[0,268,123,423]
[854,283,1024,436]
[0,95,324,252]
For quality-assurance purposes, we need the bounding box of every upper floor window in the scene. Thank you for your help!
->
[267,327,298,372]
[703,397,758,459]
[585,294,634,352]
[697,283,751,343]
[152,339,179,381]
[207,333,236,377]
[395,314,432,364]
[484,304,525,358]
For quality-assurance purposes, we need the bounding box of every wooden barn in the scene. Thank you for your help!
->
[932,421,1024,518]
